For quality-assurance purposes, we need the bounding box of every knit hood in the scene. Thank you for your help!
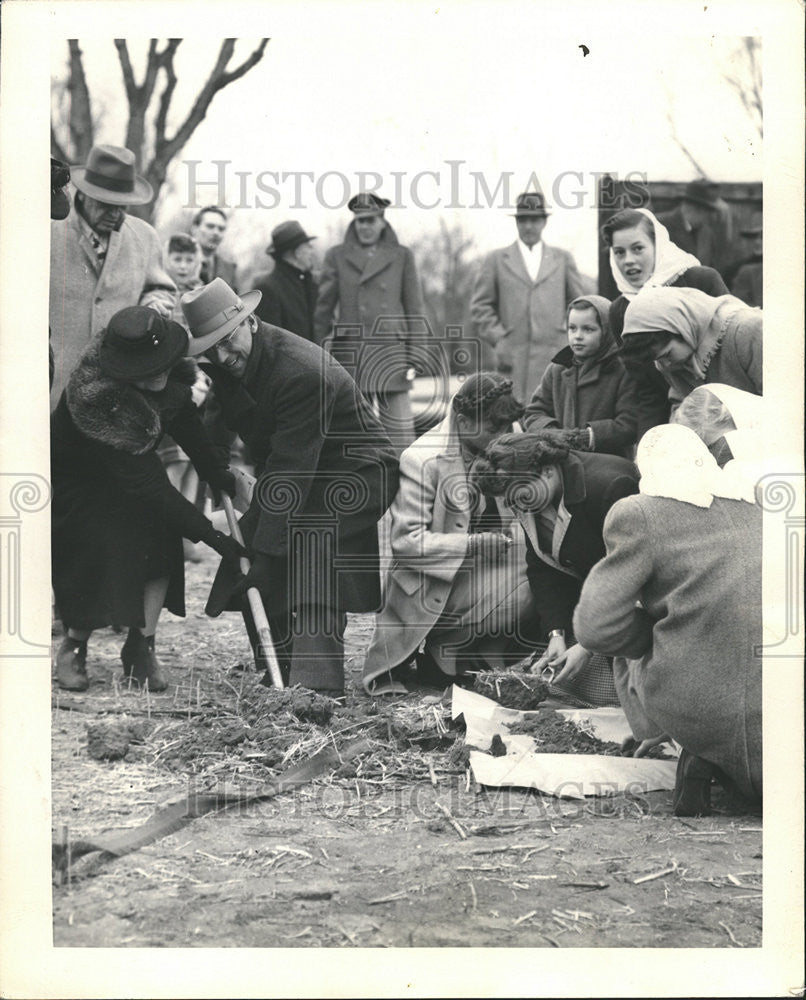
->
[66,335,197,455]
[554,294,618,371]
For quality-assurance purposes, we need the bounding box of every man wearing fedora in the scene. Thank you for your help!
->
[314,192,426,453]
[182,278,399,696]
[49,143,176,408]
[656,178,733,274]
[253,221,318,340]
[471,188,588,403]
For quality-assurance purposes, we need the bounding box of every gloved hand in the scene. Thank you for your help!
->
[203,529,247,565]
[231,552,281,600]
[206,468,237,506]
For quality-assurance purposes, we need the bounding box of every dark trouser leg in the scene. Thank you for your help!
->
[287,605,347,694]
[239,595,292,685]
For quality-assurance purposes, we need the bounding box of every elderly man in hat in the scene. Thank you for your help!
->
[182,278,399,695]
[253,221,318,340]
[49,144,176,408]
[470,188,588,403]
[314,192,425,453]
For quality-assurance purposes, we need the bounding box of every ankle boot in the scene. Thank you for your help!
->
[121,629,168,692]
[55,636,89,691]
[673,749,716,817]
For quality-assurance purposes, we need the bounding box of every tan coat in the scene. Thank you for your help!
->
[470,241,588,402]
[362,413,530,691]
[50,212,176,407]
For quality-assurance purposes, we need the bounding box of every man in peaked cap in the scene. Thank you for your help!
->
[49,143,176,408]
[470,187,588,403]
[252,221,318,340]
[181,278,400,696]
[314,192,426,454]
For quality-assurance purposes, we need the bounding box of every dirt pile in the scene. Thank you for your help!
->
[85,719,156,761]
[507,709,621,755]
[473,671,549,710]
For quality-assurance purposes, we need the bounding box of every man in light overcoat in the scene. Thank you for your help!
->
[470,189,588,402]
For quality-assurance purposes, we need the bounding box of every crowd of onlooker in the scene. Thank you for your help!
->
[49,144,771,816]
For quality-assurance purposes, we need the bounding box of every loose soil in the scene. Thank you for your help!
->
[473,671,549,710]
[51,540,763,949]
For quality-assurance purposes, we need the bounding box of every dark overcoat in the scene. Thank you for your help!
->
[609,266,729,438]
[313,222,426,393]
[51,340,227,631]
[514,452,639,639]
[524,343,638,458]
[253,259,318,340]
[574,493,762,800]
[205,323,400,615]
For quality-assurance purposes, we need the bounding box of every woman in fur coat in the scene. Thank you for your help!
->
[51,307,245,693]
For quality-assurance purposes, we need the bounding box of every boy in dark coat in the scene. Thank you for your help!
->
[523,295,637,458]
[182,278,399,695]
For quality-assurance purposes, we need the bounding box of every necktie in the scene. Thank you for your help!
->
[89,231,107,266]
[200,259,212,284]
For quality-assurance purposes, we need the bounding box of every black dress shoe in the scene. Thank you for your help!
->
[121,630,168,692]
[673,749,717,817]
[55,637,89,692]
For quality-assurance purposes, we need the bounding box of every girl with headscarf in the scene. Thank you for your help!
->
[573,424,762,816]
[524,295,638,458]
[619,286,762,415]
[671,382,763,465]
[601,208,729,436]
[361,373,538,695]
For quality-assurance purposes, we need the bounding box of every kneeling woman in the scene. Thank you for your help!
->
[472,430,639,704]
[362,374,536,695]
[573,424,762,815]
[52,307,244,692]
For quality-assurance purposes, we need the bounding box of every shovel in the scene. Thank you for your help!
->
[221,493,285,689]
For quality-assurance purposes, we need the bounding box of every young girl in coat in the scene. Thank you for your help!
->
[523,295,637,459]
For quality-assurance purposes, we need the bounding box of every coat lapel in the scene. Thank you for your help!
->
[359,244,395,284]
[534,244,560,286]
[501,242,532,285]
[71,214,102,275]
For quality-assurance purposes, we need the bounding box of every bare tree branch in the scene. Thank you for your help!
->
[114,39,138,103]
[66,40,94,160]
[665,108,709,177]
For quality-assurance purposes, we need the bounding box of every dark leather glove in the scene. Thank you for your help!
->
[205,468,237,506]
[203,529,247,565]
[230,552,281,600]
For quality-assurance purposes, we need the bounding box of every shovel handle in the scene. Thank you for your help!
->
[221,494,284,689]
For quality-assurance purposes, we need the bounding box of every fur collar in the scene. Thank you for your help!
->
[66,337,196,454]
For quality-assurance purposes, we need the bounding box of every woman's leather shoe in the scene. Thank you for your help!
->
[121,630,168,692]
[55,637,89,691]
[673,749,717,817]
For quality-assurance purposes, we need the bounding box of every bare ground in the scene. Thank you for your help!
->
[51,546,762,949]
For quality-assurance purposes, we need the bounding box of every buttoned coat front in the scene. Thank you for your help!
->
[49,211,176,408]
[362,413,530,690]
[470,241,588,403]
[314,222,426,393]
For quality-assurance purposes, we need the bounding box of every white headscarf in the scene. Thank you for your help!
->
[637,424,754,508]
[610,208,701,298]
[671,383,763,444]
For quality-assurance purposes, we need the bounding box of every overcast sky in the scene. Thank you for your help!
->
[52,4,763,275]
